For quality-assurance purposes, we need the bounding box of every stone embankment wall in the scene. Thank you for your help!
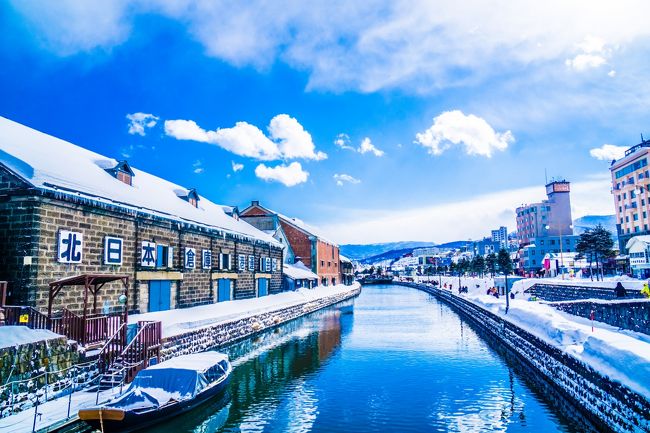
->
[396,282,650,433]
[550,299,650,336]
[161,285,361,360]
[525,283,643,302]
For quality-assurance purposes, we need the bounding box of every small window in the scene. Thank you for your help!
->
[156,245,169,268]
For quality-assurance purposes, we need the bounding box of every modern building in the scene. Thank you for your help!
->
[516,180,573,246]
[0,117,283,314]
[519,235,580,273]
[610,138,650,252]
[240,202,341,286]
[491,226,508,248]
[625,235,650,278]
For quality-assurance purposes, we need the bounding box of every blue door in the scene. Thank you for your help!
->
[258,278,269,297]
[217,279,231,302]
[149,280,171,312]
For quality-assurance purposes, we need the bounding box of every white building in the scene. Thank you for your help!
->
[626,235,650,278]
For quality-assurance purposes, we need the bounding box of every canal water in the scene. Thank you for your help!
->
[95,285,600,432]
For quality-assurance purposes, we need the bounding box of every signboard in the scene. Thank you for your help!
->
[248,255,255,271]
[104,236,123,265]
[238,254,246,271]
[184,248,196,269]
[141,241,156,267]
[57,230,83,264]
[272,258,278,272]
[265,257,272,272]
[202,250,212,269]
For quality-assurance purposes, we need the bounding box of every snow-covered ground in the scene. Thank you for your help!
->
[412,275,650,400]
[130,282,360,338]
[0,327,63,349]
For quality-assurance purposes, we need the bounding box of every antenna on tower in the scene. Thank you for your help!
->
[544,168,548,185]
[642,133,645,143]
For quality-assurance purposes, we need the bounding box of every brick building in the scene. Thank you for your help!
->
[240,201,341,286]
[0,117,283,314]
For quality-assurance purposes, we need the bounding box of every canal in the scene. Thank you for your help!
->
[86,284,600,432]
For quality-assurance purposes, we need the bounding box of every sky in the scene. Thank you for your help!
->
[1,1,649,244]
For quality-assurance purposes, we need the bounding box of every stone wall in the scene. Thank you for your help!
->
[160,285,361,360]
[396,282,650,433]
[550,299,650,336]
[525,283,644,302]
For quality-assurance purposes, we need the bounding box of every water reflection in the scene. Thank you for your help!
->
[90,287,601,433]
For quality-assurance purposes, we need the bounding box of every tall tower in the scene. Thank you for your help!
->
[543,180,573,236]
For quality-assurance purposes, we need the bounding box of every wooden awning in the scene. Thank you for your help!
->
[48,274,129,319]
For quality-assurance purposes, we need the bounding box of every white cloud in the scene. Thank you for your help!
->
[267,114,327,160]
[358,137,385,157]
[255,162,309,187]
[15,2,650,94]
[334,173,361,186]
[334,133,354,150]
[320,174,613,244]
[565,54,607,71]
[565,36,611,71]
[231,161,244,172]
[415,110,513,157]
[589,144,627,161]
[608,70,617,77]
[164,115,325,161]
[126,112,158,136]
[192,160,203,174]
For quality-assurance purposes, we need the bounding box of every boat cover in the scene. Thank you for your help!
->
[105,351,228,411]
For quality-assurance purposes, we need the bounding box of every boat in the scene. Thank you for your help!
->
[359,275,394,285]
[79,351,232,432]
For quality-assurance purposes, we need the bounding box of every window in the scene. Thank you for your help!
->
[643,199,646,206]
[626,216,630,222]
[634,214,639,221]
[540,240,544,245]
[550,240,555,245]
[635,226,640,232]
[220,253,232,270]
[156,245,171,268]
[631,190,637,199]
[619,206,623,213]
[328,261,331,267]
[644,212,647,219]
[615,158,647,179]
[321,260,325,267]
[617,194,621,201]
[189,197,197,207]
[620,218,624,224]
[623,192,627,199]
[117,171,132,186]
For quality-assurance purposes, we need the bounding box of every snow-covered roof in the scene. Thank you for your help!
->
[626,235,650,249]
[283,261,318,280]
[0,117,279,246]
[148,351,228,372]
[340,254,352,263]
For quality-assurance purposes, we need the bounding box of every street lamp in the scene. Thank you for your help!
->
[545,223,573,279]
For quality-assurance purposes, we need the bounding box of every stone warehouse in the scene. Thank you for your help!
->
[0,116,283,315]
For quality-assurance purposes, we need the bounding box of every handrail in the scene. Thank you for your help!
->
[97,323,127,373]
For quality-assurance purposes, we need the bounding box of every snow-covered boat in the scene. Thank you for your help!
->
[79,351,232,432]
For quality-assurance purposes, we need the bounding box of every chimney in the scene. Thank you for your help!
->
[252,200,260,206]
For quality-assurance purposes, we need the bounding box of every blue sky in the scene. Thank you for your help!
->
[1,1,649,243]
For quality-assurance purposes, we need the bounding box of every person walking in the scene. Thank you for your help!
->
[641,281,650,298]
[614,282,627,298]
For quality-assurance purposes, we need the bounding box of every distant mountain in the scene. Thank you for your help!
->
[573,215,617,238]
[340,241,436,261]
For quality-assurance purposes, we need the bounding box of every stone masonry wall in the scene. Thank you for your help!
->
[397,282,650,433]
[526,283,644,302]
[550,299,650,336]
[161,285,361,360]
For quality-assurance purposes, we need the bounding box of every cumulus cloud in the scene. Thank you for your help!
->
[415,110,513,157]
[254,162,309,187]
[334,133,354,150]
[589,144,627,161]
[126,112,158,136]
[192,160,204,174]
[359,137,385,157]
[565,36,611,71]
[164,115,325,161]
[334,173,361,186]
[231,161,244,172]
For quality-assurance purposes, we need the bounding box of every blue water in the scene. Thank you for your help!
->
[146,285,599,432]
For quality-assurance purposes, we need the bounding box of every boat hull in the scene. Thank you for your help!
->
[79,375,230,433]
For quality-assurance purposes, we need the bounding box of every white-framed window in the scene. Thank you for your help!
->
[219,253,232,270]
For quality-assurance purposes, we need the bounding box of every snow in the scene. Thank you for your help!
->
[0,326,63,349]
[129,283,360,338]
[511,276,645,294]
[283,262,318,280]
[413,276,650,400]
[0,116,280,246]
[147,351,228,372]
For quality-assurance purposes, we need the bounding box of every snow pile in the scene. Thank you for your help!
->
[422,276,650,400]
[129,283,360,338]
[0,326,63,349]
[512,277,645,294]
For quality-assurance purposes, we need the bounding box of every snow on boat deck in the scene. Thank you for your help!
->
[129,283,359,338]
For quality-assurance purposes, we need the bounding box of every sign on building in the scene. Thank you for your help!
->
[202,249,212,269]
[141,241,156,267]
[272,258,278,272]
[248,255,255,271]
[104,236,123,265]
[57,230,83,264]
[184,248,196,269]
[264,257,271,272]
[238,254,246,271]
